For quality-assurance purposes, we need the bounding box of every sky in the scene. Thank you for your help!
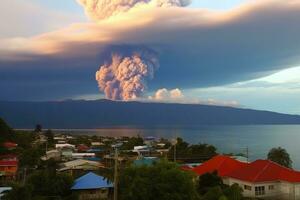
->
[0,0,300,114]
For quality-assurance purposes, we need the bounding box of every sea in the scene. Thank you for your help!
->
[54,125,300,169]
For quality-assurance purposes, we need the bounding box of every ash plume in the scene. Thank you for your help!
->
[77,0,191,21]
[95,51,159,100]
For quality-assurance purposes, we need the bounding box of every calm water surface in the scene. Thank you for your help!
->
[55,125,300,169]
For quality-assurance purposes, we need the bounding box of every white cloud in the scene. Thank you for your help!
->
[149,88,184,101]
[148,88,239,107]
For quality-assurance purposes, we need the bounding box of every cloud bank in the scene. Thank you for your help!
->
[78,0,190,21]
[1,0,300,100]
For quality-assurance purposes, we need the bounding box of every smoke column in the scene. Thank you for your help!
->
[95,51,159,100]
[77,0,191,21]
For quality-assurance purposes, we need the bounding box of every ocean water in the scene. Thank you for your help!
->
[55,125,300,169]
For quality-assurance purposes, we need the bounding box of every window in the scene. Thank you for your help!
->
[255,186,265,196]
[269,185,275,190]
[244,185,252,191]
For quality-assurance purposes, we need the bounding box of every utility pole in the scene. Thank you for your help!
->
[171,138,177,162]
[113,147,119,200]
[246,146,249,163]
[23,167,27,185]
[174,143,176,162]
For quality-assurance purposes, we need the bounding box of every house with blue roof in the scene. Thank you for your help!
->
[71,172,113,200]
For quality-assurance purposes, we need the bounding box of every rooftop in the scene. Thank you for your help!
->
[71,172,113,190]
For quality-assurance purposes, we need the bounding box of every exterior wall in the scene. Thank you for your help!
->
[76,189,110,200]
[224,178,300,200]
[226,178,287,200]
[0,166,18,177]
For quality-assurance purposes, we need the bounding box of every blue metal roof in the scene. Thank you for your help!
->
[133,157,158,166]
[85,157,102,161]
[71,172,113,190]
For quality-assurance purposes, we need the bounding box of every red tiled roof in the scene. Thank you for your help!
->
[0,154,17,159]
[3,142,18,148]
[192,155,247,177]
[77,145,89,152]
[181,165,193,171]
[227,159,300,183]
[0,160,18,166]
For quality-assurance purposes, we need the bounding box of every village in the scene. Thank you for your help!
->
[1,119,300,200]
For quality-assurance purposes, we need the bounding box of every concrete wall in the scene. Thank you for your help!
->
[225,178,300,200]
[77,188,110,200]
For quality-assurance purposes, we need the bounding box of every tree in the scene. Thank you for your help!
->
[267,147,292,168]
[168,138,217,163]
[223,184,243,200]
[0,118,13,144]
[198,171,224,195]
[119,160,199,200]
[34,124,42,133]
[45,129,55,147]
[121,136,144,150]
[3,183,32,200]
[26,169,73,198]
[198,172,243,200]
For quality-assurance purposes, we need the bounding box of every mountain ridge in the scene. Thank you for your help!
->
[0,99,299,128]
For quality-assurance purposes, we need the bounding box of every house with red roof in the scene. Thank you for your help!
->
[192,155,300,200]
[0,154,18,180]
[2,142,17,150]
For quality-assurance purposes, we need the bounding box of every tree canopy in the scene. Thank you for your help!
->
[119,160,199,200]
[169,137,217,162]
[267,147,292,168]
[197,172,244,200]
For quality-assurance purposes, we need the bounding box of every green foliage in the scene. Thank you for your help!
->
[267,147,292,168]
[0,117,13,144]
[201,186,224,200]
[198,172,244,200]
[70,135,91,146]
[34,124,42,133]
[19,145,45,168]
[198,171,224,195]
[27,169,74,198]
[45,129,55,147]
[121,136,144,150]
[12,131,36,149]
[223,184,244,200]
[3,183,33,200]
[169,137,217,162]
[119,160,199,200]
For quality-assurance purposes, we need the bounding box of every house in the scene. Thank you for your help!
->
[71,153,96,159]
[58,159,104,173]
[192,155,247,177]
[91,142,104,147]
[0,187,12,199]
[41,150,61,161]
[55,143,75,149]
[2,142,17,150]
[56,144,75,160]
[77,144,90,152]
[0,155,18,180]
[192,155,300,200]
[71,172,113,200]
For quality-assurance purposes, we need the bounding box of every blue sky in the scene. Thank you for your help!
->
[0,0,300,115]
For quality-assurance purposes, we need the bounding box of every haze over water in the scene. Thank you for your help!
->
[56,125,300,169]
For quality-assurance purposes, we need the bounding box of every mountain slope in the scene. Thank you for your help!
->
[0,100,300,128]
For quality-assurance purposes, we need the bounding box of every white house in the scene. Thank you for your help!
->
[55,143,75,149]
[58,159,103,172]
[192,155,300,200]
